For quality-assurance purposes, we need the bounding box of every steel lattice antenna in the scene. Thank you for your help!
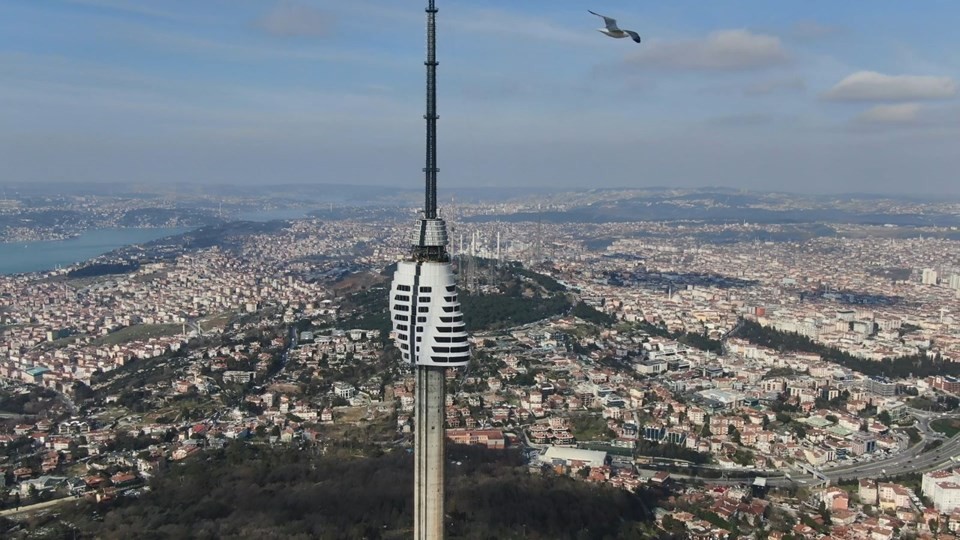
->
[424,0,439,220]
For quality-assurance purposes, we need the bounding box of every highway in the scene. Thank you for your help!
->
[660,408,960,488]
[823,409,960,482]
[785,408,960,485]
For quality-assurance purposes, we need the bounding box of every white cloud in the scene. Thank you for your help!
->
[824,71,957,101]
[446,8,595,46]
[626,30,789,71]
[257,1,333,38]
[855,103,922,124]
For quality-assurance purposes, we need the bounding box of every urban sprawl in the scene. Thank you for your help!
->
[3,208,960,539]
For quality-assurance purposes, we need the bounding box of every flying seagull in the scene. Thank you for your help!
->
[588,10,641,43]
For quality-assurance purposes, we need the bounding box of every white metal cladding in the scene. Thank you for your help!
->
[390,260,470,367]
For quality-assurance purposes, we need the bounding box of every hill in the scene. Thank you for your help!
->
[22,443,664,540]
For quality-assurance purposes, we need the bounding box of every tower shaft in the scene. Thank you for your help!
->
[414,366,445,540]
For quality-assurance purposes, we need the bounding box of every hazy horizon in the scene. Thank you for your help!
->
[2,0,959,195]
[3,180,959,204]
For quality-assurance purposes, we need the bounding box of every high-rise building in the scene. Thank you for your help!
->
[949,274,960,290]
[922,268,939,285]
[388,2,471,538]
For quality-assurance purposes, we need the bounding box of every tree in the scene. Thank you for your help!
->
[571,302,615,326]
[818,500,831,525]
[72,381,95,402]
[732,319,958,379]
[878,410,892,426]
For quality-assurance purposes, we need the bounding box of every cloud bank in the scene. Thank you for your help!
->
[855,103,921,124]
[824,71,957,101]
[627,29,789,71]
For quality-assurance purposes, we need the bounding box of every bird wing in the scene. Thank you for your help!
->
[624,30,642,43]
[588,10,620,32]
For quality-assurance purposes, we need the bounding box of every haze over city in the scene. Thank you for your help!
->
[2,0,959,194]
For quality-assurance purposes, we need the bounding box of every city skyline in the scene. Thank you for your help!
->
[2,0,959,194]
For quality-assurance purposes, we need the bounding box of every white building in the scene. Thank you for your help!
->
[333,382,356,400]
[222,370,255,384]
[539,446,607,469]
[859,479,878,505]
[950,274,960,290]
[923,469,960,513]
[922,268,939,285]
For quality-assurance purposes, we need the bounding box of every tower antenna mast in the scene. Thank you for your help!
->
[424,0,438,219]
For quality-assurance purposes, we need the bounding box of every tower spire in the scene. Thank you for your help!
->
[424,0,439,219]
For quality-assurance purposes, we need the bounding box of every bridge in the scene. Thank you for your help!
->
[797,463,830,487]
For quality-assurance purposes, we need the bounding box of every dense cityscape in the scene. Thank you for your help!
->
[0,187,959,538]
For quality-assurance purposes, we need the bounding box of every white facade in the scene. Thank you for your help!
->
[922,268,939,285]
[950,274,960,290]
[923,469,960,513]
[333,382,356,399]
[539,446,607,468]
[934,483,960,514]
[390,261,469,367]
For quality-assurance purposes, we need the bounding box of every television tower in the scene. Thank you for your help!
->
[389,1,470,538]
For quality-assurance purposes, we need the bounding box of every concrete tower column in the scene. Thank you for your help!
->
[415,366,446,539]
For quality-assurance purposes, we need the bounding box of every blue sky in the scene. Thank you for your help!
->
[2,0,959,195]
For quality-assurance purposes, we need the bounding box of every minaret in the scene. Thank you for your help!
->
[388,2,470,538]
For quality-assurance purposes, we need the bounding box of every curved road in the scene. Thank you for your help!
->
[824,411,960,482]
[660,409,960,487]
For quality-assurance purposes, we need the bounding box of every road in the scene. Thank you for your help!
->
[0,496,76,517]
[821,410,959,482]
[522,406,960,488]
[262,326,297,385]
[654,409,960,487]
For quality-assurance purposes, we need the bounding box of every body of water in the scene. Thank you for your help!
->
[0,227,190,275]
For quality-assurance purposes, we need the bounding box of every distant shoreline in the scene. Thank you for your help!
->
[0,227,190,276]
